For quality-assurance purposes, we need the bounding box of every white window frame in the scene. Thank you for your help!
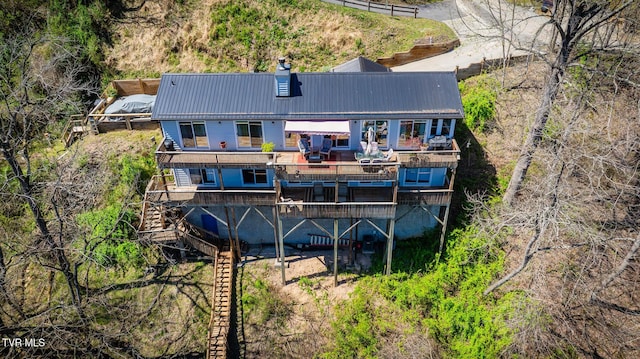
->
[189,168,217,186]
[241,169,268,185]
[429,119,453,138]
[179,121,208,148]
[236,121,264,149]
[404,168,432,185]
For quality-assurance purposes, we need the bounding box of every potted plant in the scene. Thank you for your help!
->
[261,141,275,152]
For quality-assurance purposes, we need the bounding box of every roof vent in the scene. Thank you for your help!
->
[275,57,291,97]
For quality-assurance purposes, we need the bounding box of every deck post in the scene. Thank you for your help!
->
[348,217,354,265]
[230,207,242,260]
[277,211,286,285]
[438,204,451,256]
[272,207,280,261]
[438,167,456,257]
[385,219,395,275]
[223,206,235,256]
[333,218,339,287]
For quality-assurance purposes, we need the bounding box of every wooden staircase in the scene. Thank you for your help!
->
[207,251,234,359]
[137,178,236,358]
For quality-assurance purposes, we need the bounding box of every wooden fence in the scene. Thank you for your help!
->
[110,78,160,97]
[454,54,534,81]
[377,39,460,67]
[337,0,419,18]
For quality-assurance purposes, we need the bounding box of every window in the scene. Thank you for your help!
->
[332,134,349,147]
[236,121,263,148]
[405,168,431,184]
[180,122,208,148]
[430,120,439,137]
[441,119,452,137]
[429,119,453,137]
[189,168,217,185]
[399,120,427,148]
[284,131,298,148]
[242,169,267,184]
[362,120,388,148]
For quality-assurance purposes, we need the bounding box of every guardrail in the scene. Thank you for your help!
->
[337,0,419,18]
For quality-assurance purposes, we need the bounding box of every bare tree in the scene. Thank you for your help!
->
[479,58,640,356]
[0,25,97,308]
[479,0,638,205]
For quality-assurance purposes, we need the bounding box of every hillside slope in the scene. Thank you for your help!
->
[105,0,455,74]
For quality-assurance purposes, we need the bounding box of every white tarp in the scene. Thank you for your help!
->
[284,120,350,135]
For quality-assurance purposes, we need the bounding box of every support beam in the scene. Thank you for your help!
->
[271,207,280,261]
[277,212,286,285]
[333,219,339,287]
[420,205,445,226]
[223,206,235,256]
[364,218,391,239]
[385,219,395,275]
[340,219,362,239]
[283,219,308,240]
[438,204,451,258]
[308,219,334,238]
[230,207,242,260]
[235,207,252,229]
[201,207,228,228]
[254,207,275,230]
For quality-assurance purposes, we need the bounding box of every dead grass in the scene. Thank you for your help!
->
[240,252,359,358]
[105,0,456,75]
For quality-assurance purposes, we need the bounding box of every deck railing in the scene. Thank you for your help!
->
[274,161,400,182]
[277,201,397,219]
[155,138,459,173]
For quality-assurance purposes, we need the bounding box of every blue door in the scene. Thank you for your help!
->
[201,214,219,235]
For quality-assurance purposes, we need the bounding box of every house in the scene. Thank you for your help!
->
[139,58,462,282]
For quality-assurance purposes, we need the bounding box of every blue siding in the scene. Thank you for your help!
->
[263,121,285,150]
[431,168,447,187]
[162,122,182,150]
[399,167,447,187]
[163,118,457,153]
[221,168,274,188]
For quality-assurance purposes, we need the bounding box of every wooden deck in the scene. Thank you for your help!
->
[155,139,460,173]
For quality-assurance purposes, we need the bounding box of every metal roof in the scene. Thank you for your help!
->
[152,71,464,121]
[331,56,392,73]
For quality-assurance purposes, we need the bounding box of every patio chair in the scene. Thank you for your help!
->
[370,141,379,155]
[319,138,332,159]
[384,147,394,161]
[298,138,310,158]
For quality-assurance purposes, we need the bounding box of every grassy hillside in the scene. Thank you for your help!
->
[105,0,455,75]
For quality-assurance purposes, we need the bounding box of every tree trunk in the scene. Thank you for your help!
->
[1,146,83,308]
[503,60,566,205]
